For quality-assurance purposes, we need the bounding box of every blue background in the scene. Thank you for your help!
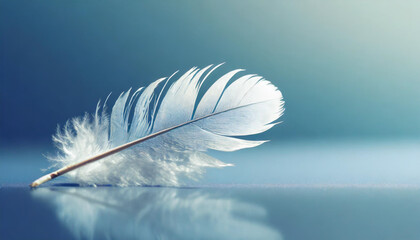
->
[2,3,420,240]
[1,0,420,185]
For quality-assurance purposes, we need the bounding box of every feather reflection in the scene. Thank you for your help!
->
[32,187,282,240]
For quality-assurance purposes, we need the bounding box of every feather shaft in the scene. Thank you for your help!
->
[30,99,278,187]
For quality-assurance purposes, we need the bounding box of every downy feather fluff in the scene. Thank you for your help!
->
[49,64,284,186]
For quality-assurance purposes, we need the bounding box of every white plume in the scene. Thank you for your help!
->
[49,64,284,186]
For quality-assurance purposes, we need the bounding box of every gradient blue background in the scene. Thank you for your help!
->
[1,0,420,185]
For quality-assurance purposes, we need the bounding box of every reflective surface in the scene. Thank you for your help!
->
[2,141,420,240]
[2,186,420,240]
[3,141,420,186]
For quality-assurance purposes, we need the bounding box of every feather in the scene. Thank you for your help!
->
[31,64,284,187]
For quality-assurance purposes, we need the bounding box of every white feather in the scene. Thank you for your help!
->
[49,64,284,186]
